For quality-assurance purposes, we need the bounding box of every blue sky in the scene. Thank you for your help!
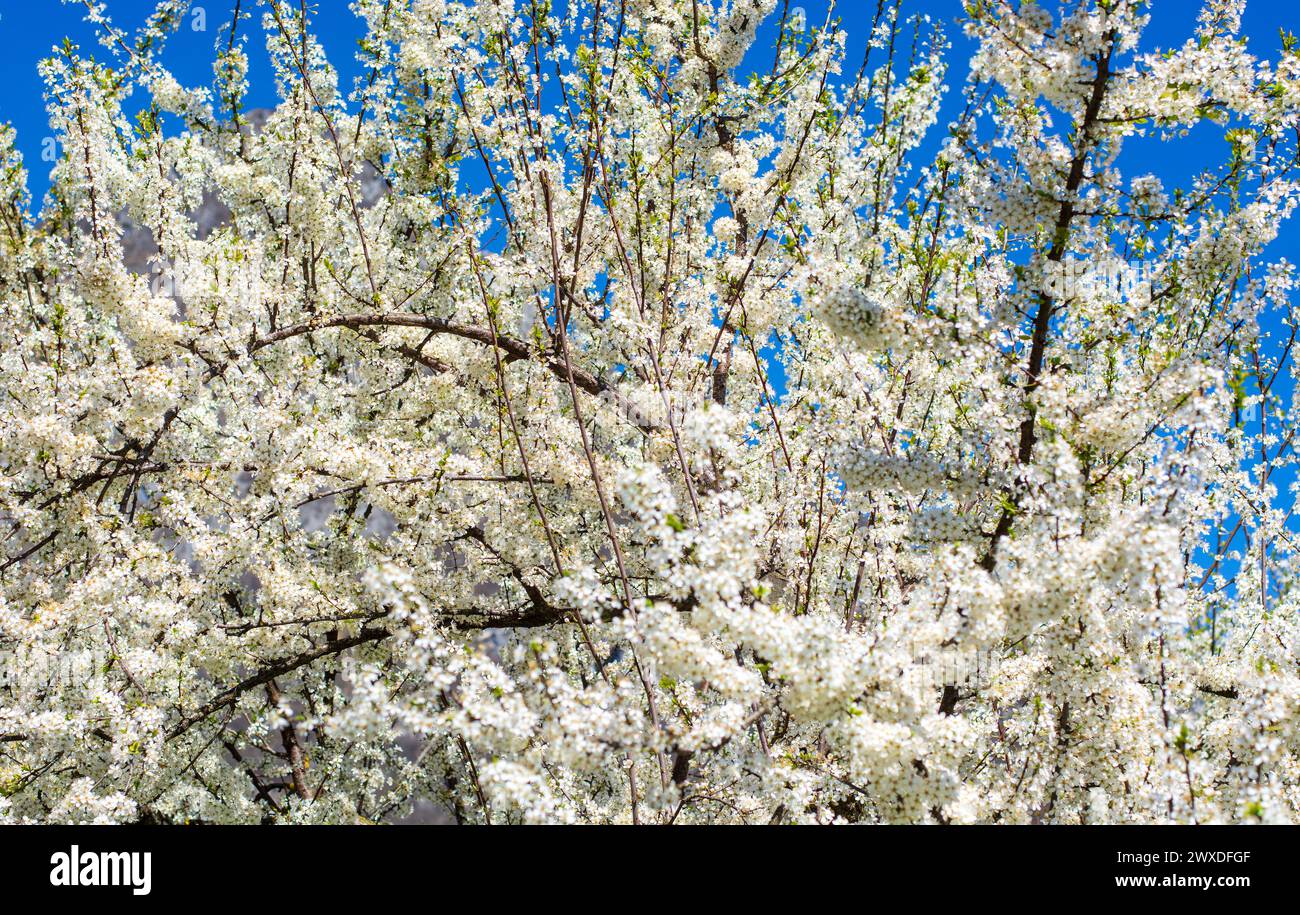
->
[2,0,1297,408]
[1,0,1296,205]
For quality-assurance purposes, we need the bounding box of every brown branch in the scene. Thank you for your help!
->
[981,34,1116,569]
[166,627,391,741]
[1197,685,1239,700]
[250,312,608,399]
[0,529,58,573]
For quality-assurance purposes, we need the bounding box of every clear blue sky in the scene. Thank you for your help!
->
[0,0,1295,332]
[1,1,1295,205]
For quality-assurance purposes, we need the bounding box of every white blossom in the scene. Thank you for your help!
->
[0,0,1297,825]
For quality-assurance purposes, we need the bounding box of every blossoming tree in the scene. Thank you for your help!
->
[2,0,1299,824]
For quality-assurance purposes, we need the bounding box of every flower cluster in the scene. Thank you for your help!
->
[818,283,893,350]
[0,0,1298,826]
[834,445,950,495]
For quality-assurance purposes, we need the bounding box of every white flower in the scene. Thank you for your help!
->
[2,0,1296,827]
[818,283,892,350]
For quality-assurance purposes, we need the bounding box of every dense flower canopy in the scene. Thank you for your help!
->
[2,0,1300,824]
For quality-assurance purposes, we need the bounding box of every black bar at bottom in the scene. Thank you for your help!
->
[0,824,1282,901]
